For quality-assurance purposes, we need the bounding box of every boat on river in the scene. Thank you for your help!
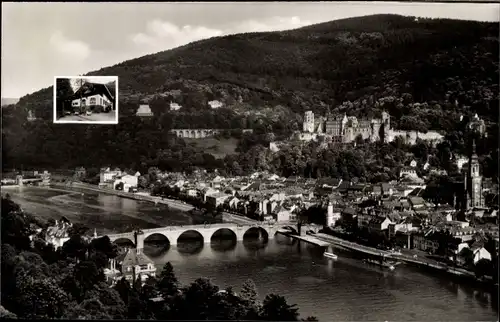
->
[324,251,338,260]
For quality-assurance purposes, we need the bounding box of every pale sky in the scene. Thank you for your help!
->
[2,2,499,98]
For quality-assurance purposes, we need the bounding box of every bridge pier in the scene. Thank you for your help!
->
[136,234,144,250]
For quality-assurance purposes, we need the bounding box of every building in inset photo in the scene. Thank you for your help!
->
[53,76,118,124]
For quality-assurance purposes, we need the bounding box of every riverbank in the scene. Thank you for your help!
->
[49,182,195,212]
[312,232,496,289]
[279,232,331,247]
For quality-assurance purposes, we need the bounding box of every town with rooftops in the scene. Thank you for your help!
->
[2,4,499,321]
[4,107,498,288]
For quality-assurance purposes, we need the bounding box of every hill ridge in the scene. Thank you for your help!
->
[2,14,498,177]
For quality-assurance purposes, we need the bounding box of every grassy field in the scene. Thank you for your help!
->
[184,137,239,158]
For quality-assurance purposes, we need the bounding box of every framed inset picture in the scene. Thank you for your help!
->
[53,76,118,124]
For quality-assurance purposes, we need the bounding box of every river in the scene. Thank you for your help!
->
[4,186,498,321]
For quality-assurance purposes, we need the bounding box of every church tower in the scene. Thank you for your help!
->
[465,139,484,209]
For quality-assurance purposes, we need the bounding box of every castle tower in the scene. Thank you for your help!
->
[326,201,334,227]
[303,111,315,133]
[341,113,348,129]
[465,139,484,209]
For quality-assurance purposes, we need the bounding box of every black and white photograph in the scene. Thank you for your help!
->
[54,76,118,124]
[1,2,499,321]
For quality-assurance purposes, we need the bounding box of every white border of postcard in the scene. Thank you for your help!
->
[53,75,119,124]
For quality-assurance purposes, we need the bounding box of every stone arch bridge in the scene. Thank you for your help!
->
[170,129,221,139]
[104,223,318,249]
[170,128,254,139]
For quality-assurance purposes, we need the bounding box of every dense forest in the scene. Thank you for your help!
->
[2,15,498,180]
[0,196,316,320]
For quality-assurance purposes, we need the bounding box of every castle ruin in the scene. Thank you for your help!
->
[301,110,390,143]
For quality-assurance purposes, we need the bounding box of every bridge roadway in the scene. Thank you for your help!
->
[104,222,307,248]
[19,178,44,183]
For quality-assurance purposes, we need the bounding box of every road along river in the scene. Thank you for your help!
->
[4,186,498,321]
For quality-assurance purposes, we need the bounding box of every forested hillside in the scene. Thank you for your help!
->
[2,14,498,179]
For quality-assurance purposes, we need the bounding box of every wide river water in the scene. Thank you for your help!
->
[4,186,498,321]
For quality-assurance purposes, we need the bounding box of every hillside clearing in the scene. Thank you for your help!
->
[184,137,239,158]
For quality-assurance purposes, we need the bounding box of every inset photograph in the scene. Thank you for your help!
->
[53,76,118,124]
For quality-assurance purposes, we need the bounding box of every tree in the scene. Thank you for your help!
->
[240,279,260,319]
[88,236,118,260]
[14,275,69,319]
[1,198,33,251]
[114,277,132,304]
[212,286,249,320]
[56,78,74,117]
[67,223,90,237]
[61,235,88,261]
[142,275,158,298]
[474,258,493,278]
[178,278,221,320]
[73,260,105,295]
[156,262,179,299]
[1,244,18,309]
[127,287,150,319]
[62,298,112,320]
[90,283,127,319]
[260,294,300,321]
[89,251,109,270]
[459,247,474,268]
[240,279,259,308]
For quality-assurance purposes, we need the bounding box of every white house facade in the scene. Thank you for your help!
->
[72,93,112,108]
[69,82,115,111]
[114,174,139,191]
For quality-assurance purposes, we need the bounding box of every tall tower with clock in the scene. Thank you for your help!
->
[464,139,484,209]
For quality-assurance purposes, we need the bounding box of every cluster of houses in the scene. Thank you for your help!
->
[30,215,156,286]
[136,100,225,117]
[151,168,498,264]
[1,170,51,186]
[98,167,140,192]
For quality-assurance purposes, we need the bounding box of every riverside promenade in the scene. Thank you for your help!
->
[312,233,485,282]
[314,233,393,257]
[277,232,331,247]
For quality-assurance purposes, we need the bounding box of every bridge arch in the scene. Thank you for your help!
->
[210,227,237,242]
[281,225,299,235]
[243,226,269,241]
[144,232,170,246]
[112,237,135,247]
[177,229,204,244]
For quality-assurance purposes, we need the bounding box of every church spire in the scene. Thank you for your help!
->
[472,138,477,156]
